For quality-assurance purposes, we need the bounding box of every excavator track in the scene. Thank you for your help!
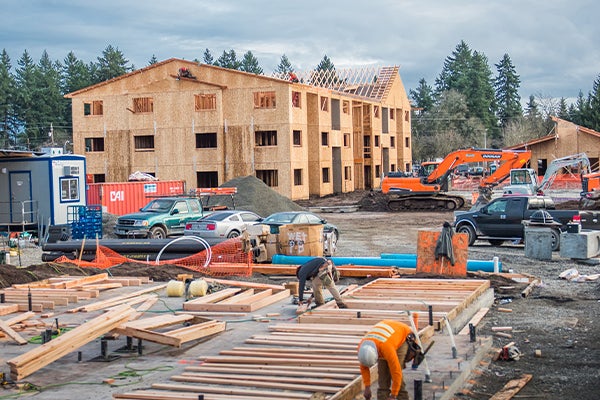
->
[387,194,466,212]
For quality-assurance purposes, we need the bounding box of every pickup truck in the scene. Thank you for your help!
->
[114,197,204,239]
[453,195,579,251]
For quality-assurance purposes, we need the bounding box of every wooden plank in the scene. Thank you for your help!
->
[170,374,342,393]
[183,288,241,305]
[0,304,20,316]
[158,383,313,399]
[69,283,167,312]
[0,318,28,345]
[184,365,356,379]
[218,289,256,304]
[7,304,135,380]
[458,307,490,335]
[49,273,109,289]
[3,312,36,326]
[115,389,309,400]
[490,374,533,400]
[180,370,349,386]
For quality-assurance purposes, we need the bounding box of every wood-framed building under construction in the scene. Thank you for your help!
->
[65,58,413,201]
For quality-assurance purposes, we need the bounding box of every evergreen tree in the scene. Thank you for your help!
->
[148,54,158,65]
[62,52,93,93]
[0,49,17,148]
[494,53,522,129]
[557,97,569,120]
[36,50,67,147]
[409,78,435,112]
[434,41,472,95]
[316,55,335,72]
[14,50,38,147]
[467,51,498,143]
[202,48,214,65]
[95,45,131,82]
[587,74,600,131]
[214,49,240,70]
[274,54,294,75]
[239,51,263,74]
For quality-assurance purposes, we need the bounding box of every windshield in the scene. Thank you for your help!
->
[263,213,296,224]
[200,212,231,221]
[142,199,174,212]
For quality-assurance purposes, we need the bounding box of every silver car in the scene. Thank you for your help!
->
[184,210,262,239]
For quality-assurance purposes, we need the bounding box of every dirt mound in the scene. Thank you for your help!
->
[219,175,305,217]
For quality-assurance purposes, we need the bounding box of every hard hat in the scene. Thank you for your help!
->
[358,340,378,367]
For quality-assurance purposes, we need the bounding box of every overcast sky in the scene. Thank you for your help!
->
[1,0,598,102]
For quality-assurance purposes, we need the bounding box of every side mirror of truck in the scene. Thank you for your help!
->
[171,209,179,215]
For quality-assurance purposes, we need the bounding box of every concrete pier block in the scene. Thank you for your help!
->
[560,230,600,259]
[524,227,553,260]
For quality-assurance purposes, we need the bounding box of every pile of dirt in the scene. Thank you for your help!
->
[219,175,305,217]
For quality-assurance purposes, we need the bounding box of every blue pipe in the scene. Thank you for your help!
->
[270,254,500,272]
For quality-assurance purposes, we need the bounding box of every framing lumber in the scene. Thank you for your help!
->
[0,318,28,345]
[8,304,135,380]
[68,283,167,312]
[0,304,20,316]
[458,307,490,335]
[182,287,290,313]
[49,273,108,289]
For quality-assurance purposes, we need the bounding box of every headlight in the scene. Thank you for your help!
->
[133,220,149,227]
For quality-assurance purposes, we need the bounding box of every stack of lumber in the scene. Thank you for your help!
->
[0,274,154,314]
[113,314,226,348]
[182,278,290,313]
[7,304,135,380]
[298,278,491,330]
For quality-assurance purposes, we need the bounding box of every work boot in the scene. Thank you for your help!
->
[337,303,348,309]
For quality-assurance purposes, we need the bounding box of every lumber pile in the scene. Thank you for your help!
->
[0,311,37,343]
[7,304,135,380]
[0,274,154,314]
[113,315,226,348]
[183,278,290,313]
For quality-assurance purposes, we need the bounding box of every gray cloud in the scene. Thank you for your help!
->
[0,0,598,100]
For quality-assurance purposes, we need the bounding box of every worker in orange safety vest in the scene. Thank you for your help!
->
[357,320,418,400]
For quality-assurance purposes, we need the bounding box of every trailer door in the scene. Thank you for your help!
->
[9,171,33,223]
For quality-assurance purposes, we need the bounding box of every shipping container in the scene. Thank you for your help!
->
[86,180,186,215]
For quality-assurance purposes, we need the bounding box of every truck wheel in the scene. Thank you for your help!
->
[227,230,240,238]
[550,228,560,251]
[457,224,476,246]
[149,226,167,239]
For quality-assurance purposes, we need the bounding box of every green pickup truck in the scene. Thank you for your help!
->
[114,197,204,239]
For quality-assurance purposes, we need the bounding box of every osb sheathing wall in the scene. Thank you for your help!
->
[67,58,412,200]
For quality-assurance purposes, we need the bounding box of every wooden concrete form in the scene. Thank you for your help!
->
[66,59,413,199]
[298,278,491,330]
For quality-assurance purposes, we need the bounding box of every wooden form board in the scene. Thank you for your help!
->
[114,315,226,348]
[298,278,490,330]
[114,322,433,400]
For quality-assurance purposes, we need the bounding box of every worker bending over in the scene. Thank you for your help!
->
[357,320,422,400]
[296,257,347,309]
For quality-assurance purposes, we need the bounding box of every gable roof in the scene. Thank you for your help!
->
[504,116,600,150]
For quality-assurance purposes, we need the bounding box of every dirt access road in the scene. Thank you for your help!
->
[318,206,600,400]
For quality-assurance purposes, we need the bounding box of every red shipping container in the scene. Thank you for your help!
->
[86,180,186,215]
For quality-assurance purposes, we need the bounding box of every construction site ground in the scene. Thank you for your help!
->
[0,188,598,399]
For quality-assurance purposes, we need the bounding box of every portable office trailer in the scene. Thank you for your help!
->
[0,154,87,232]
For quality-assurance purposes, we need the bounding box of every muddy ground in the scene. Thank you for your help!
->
[1,190,599,399]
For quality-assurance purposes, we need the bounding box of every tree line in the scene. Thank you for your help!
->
[0,42,598,160]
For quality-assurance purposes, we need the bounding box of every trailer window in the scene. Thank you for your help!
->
[60,178,80,202]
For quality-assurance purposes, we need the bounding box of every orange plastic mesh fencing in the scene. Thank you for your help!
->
[52,238,253,277]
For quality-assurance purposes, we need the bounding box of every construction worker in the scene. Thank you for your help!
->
[296,257,347,309]
[357,320,419,400]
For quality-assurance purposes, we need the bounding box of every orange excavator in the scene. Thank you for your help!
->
[381,148,532,211]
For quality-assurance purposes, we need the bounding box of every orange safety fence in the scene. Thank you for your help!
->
[52,238,253,277]
[451,173,584,191]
